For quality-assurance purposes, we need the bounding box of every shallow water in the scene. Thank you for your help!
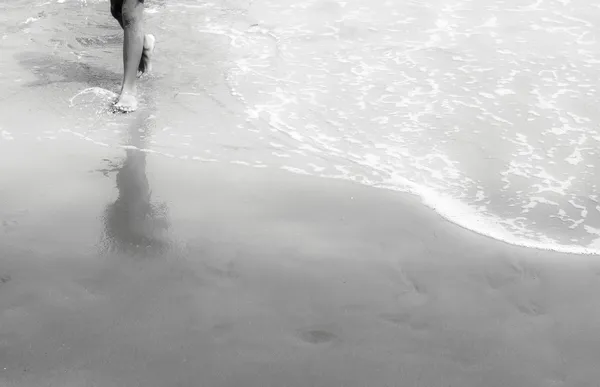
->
[1,0,599,254]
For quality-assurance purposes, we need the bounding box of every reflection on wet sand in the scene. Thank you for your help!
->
[101,111,170,254]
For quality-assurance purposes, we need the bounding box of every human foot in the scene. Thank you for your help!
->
[138,34,156,76]
[113,92,138,113]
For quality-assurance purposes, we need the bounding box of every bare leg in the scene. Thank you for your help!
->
[110,0,155,78]
[113,0,144,112]
[138,33,156,75]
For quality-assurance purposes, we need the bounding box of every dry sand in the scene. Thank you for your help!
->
[1,138,600,387]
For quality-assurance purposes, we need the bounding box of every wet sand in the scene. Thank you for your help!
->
[2,130,600,386]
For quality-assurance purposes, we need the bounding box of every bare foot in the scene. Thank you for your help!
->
[113,92,138,113]
[138,34,156,76]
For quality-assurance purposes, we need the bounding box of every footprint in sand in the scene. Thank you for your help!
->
[0,274,11,285]
[297,327,338,345]
[485,259,535,290]
[2,219,19,233]
[514,300,546,316]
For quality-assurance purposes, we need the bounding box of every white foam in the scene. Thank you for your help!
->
[565,149,584,165]
[69,87,117,108]
[377,176,600,256]
[21,17,40,25]
[495,88,515,96]
[1,130,14,141]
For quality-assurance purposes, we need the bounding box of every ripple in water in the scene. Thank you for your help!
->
[216,0,600,254]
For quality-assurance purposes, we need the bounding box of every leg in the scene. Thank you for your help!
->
[111,0,155,77]
[114,0,144,112]
[138,33,156,75]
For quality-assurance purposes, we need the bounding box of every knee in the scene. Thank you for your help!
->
[121,12,138,28]
[121,0,142,27]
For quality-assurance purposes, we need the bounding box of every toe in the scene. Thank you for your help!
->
[112,103,135,113]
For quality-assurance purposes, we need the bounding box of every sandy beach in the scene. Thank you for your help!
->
[2,0,600,385]
[2,134,600,386]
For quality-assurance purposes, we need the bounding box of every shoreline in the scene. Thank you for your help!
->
[3,132,598,258]
[285,170,600,258]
